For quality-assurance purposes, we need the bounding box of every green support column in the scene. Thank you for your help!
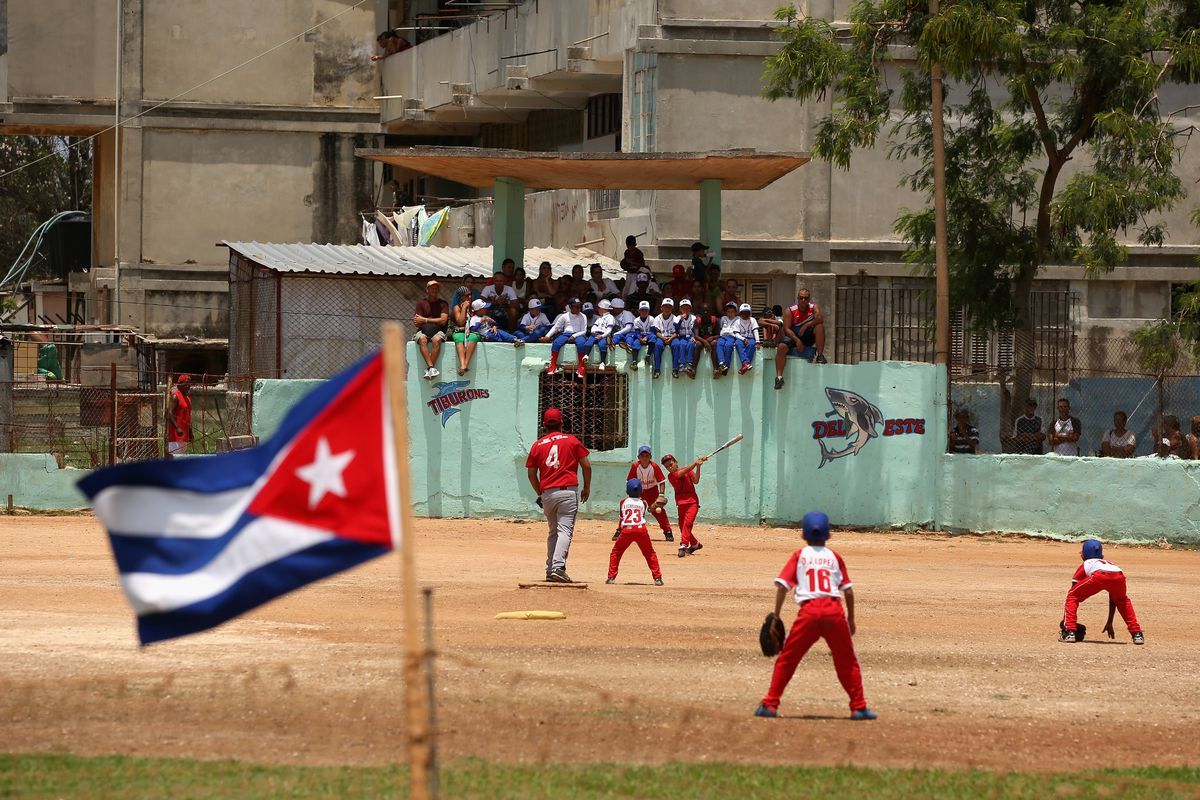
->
[492,176,526,274]
[699,178,722,266]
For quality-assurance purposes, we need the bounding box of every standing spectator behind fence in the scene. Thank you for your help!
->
[1010,398,1044,454]
[1100,411,1136,458]
[948,408,980,454]
[167,375,193,458]
[413,279,449,380]
[1157,415,1190,459]
[1187,416,1200,460]
[1047,398,1082,456]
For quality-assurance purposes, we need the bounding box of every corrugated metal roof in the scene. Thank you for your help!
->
[222,242,624,280]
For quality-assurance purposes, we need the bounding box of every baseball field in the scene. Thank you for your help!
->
[3,514,1199,798]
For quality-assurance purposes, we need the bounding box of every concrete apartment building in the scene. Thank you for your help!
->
[383,0,1200,361]
[0,0,383,339]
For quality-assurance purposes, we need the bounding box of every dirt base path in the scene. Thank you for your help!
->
[2,515,1197,771]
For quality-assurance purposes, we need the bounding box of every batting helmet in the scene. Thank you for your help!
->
[626,478,643,497]
[802,511,830,543]
[1082,538,1103,560]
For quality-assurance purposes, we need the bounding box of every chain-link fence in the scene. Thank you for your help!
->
[950,334,1200,458]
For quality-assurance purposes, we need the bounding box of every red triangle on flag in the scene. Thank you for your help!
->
[248,355,394,548]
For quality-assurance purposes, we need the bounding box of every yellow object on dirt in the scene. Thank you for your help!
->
[494,610,566,621]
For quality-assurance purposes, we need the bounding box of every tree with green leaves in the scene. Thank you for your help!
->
[762,0,1200,419]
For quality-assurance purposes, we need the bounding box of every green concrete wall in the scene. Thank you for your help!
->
[253,378,324,440]
[0,454,89,510]
[940,453,1200,544]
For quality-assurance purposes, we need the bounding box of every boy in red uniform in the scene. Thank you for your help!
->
[621,445,673,542]
[755,511,877,720]
[1059,538,1144,644]
[661,453,706,558]
[606,479,665,586]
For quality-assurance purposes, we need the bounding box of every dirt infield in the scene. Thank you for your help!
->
[2,515,1198,772]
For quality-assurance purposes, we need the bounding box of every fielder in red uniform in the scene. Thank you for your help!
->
[755,511,877,720]
[1059,538,1144,644]
[623,445,673,542]
[606,478,664,586]
[662,453,706,558]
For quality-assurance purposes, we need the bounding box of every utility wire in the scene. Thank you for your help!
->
[0,0,371,183]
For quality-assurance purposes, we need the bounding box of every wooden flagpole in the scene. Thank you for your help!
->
[381,322,434,800]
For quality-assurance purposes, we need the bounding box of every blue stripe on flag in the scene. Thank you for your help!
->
[108,513,257,575]
[135,538,389,645]
[76,351,376,499]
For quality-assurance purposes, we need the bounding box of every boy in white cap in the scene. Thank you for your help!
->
[673,298,699,379]
[541,297,590,379]
[731,303,762,375]
[624,300,656,371]
[580,299,617,366]
[468,298,524,346]
[714,301,740,376]
[650,298,679,379]
[516,298,551,342]
[610,298,635,360]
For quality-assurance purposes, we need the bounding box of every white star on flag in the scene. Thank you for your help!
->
[295,437,356,509]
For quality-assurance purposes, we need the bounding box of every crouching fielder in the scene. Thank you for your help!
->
[755,511,877,720]
[1060,538,1144,644]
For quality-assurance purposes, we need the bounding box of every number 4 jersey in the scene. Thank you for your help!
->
[775,545,852,604]
[525,432,590,491]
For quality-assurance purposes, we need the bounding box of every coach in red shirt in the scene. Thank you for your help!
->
[526,408,592,583]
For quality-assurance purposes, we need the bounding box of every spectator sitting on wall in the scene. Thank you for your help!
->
[450,286,481,375]
[587,263,618,300]
[1047,398,1082,456]
[1100,411,1136,458]
[500,258,517,281]
[693,301,721,371]
[704,264,723,310]
[624,271,662,305]
[948,408,980,454]
[451,275,480,306]
[467,299,523,347]
[774,288,828,391]
[624,235,648,274]
[531,261,556,300]
[759,305,784,346]
[1139,435,1180,459]
[717,278,741,311]
[1011,398,1045,454]
[570,264,590,299]
[413,279,449,380]
[482,273,519,327]
[690,241,714,282]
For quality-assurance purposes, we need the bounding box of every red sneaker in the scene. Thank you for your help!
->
[738,363,751,375]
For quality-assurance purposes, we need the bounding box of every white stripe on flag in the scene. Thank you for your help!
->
[120,518,334,615]
[92,483,259,538]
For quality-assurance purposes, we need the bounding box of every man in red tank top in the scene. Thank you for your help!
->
[167,374,193,458]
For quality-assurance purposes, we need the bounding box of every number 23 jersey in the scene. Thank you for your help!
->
[525,432,590,491]
[775,545,852,603]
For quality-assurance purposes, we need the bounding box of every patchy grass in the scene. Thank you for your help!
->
[3,755,1200,799]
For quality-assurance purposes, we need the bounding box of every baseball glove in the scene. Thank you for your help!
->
[759,612,786,657]
[535,496,543,508]
[1058,618,1087,642]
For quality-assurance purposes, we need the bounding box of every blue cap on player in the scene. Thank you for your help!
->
[1082,538,1103,559]
[802,511,831,542]
[638,444,652,455]
[626,478,643,496]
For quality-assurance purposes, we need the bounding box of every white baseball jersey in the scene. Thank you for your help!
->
[730,316,761,342]
[651,313,679,337]
[718,314,740,337]
[467,313,494,334]
[675,314,698,338]
[618,497,649,533]
[631,315,656,336]
[546,311,588,338]
[775,545,852,603]
[590,312,617,337]
[520,311,550,329]
[481,284,518,304]
[612,310,635,336]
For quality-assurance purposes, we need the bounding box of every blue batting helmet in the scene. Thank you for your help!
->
[1082,539,1103,560]
[626,478,643,497]
[802,511,830,542]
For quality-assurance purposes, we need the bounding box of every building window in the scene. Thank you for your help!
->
[587,94,621,140]
[537,370,628,451]
[629,52,657,153]
[588,188,620,221]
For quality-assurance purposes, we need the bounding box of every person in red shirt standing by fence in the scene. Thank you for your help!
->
[526,407,592,583]
[662,453,706,558]
[621,445,673,543]
[166,374,193,458]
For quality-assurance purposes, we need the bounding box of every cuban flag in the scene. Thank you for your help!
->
[78,353,399,645]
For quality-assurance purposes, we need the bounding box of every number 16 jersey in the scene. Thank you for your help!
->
[774,545,852,604]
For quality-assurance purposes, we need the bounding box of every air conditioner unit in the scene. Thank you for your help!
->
[451,84,472,106]
[504,65,528,91]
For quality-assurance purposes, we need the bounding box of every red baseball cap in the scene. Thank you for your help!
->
[660,453,676,465]
[177,374,191,383]
[543,407,563,425]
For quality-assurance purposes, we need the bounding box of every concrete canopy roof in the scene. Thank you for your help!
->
[355,147,810,191]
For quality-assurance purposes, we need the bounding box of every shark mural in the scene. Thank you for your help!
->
[812,387,925,467]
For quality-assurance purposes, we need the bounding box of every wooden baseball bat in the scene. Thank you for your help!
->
[645,434,746,490]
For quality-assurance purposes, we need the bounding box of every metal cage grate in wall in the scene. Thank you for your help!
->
[536,370,628,452]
